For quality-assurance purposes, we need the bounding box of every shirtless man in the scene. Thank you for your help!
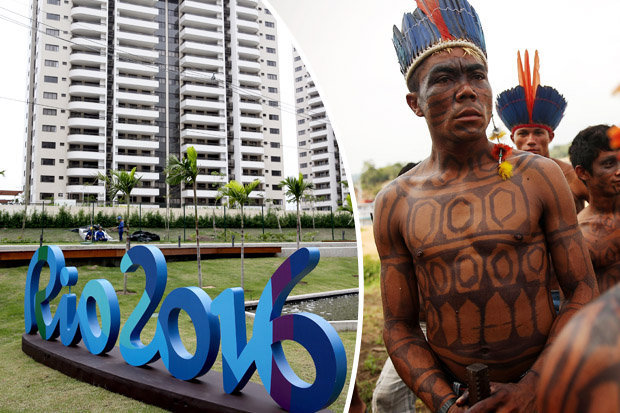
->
[496,51,589,214]
[377,2,598,412]
[569,124,620,292]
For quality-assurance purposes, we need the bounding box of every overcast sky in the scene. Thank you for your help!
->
[2,0,620,191]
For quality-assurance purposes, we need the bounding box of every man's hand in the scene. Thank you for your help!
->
[464,380,537,413]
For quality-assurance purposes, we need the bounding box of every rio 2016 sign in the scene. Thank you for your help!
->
[24,245,347,412]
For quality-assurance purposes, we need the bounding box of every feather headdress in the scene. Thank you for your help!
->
[496,50,567,138]
[393,0,487,84]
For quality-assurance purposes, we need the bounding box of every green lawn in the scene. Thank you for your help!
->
[0,256,359,412]
[0,227,356,244]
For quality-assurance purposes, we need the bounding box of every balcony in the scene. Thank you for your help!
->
[237,31,259,46]
[66,167,101,177]
[308,95,323,106]
[71,22,106,36]
[310,128,328,139]
[71,36,106,50]
[68,100,106,112]
[237,59,260,72]
[311,152,331,163]
[69,52,106,65]
[115,122,159,134]
[236,45,259,59]
[116,76,159,90]
[196,174,227,184]
[240,174,265,184]
[116,60,159,75]
[114,154,159,165]
[181,113,224,126]
[240,160,263,169]
[67,117,106,129]
[181,189,219,199]
[179,14,222,30]
[180,83,222,97]
[116,137,159,150]
[236,18,259,33]
[236,4,258,20]
[181,98,225,111]
[237,72,260,86]
[240,144,263,156]
[239,130,262,140]
[116,91,159,105]
[196,159,227,168]
[115,106,159,120]
[181,70,224,83]
[134,171,159,181]
[180,41,223,57]
[117,16,158,34]
[180,55,223,71]
[116,31,158,48]
[116,1,158,19]
[179,0,222,16]
[67,134,106,145]
[238,115,262,128]
[130,187,159,196]
[69,68,106,81]
[309,117,328,128]
[181,143,227,155]
[238,100,261,113]
[180,26,223,43]
[181,128,226,140]
[67,150,106,161]
[71,6,106,20]
[66,185,106,195]
[117,45,159,62]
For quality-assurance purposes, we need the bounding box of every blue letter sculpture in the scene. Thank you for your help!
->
[24,245,347,412]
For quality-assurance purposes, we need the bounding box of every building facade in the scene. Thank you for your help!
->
[293,48,348,212]
[24,0,285,207]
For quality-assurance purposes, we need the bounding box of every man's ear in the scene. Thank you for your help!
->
[510,133,515,143]
[406,92,424,117]
[575,165,590,183]
[548,131,555,142]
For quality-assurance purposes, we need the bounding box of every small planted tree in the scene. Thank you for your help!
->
[217,179,261,290]
[280,173,314,250]
[338,193,354,225]
[165,147,203,288]
[97,167,142,294]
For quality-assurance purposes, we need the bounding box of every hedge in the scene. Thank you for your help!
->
[0,207,354,229]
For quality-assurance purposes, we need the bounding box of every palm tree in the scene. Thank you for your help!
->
[97,167,142,294]
[338,193,354,225]
[217,179,261,290]
[280,173,314,250]
[164,146,203,288]
[302,192,317,229]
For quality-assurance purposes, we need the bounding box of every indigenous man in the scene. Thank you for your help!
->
[376,1,598,412]
[496,51,589,214]
[569,125,620,293]
[537,283,620,413]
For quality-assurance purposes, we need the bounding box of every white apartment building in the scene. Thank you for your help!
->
[23,0,285,207]
[293,48,348,212]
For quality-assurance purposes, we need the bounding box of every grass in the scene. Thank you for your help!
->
[0,255,359,412]
[0,227,357,245]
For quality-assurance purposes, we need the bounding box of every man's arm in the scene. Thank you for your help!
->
[374,185,462,413]
[469,158,598,413]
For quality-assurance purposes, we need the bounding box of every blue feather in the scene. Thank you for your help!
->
[532,86,567,130]
[496,86,529,131]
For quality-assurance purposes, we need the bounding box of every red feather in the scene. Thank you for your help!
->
[517,50,540,123]
[492,143,512,161]
[416,0,453,39]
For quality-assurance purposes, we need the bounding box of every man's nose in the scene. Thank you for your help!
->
[455,80,477,101]
[524,134,537,145]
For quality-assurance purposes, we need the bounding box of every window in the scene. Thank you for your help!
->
[271,170,281,176]
[296,97,304,103]
[46,13,60,21]
[297,108,304,113]
[296,87,303,93]
[265,21,275,28]
[265,8,271,14]
[298,130,305,136]
[266,34,275,40]
[40,193,54,200]
[41,158,55,166]
[299,141,306,146]
[45,44,59,52]
[267,60,276,67]
[40,175,55,183]
[48,0,60,4]
[297,119,305,125]
[300,163,307,168]
[41,141,56,149]
[300,152,307,157]
[46,28,59,36]
[271,156,281,162]
[268,100,278,107]
[268,114,279,120]
[295,66,302,72]
[42,125,57,132]
[267,73,277,80]
[272,184,281,190]
[42,108,57,115]
[295,76,303,82]
[266,47,276,54]
[44,76,58,83]
[270,142,280,148]
[269,128,279,134]
[44,59,58,67]
[267,87,278,93]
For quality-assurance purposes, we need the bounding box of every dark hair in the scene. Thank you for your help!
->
[569,124,612,173]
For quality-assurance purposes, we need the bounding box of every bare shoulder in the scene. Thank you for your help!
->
[512,150,569,188]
